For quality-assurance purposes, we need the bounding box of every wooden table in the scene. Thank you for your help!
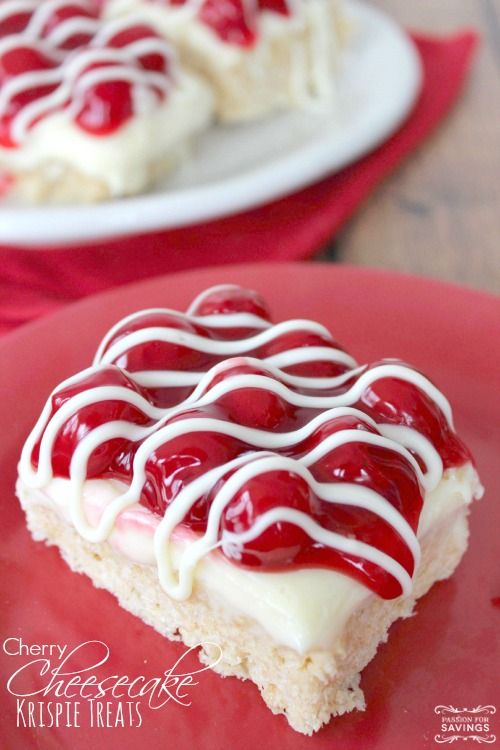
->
[323,0,500,295]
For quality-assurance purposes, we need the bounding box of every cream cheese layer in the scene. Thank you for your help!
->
[0,71,213,194]
[17,462,480,653]
[105,0,343,107]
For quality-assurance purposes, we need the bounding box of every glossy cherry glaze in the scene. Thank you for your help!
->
[30,287,472,599]
[165,0,291,47]
[0,3,171,147]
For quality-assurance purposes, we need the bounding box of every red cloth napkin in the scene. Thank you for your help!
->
[0,30,478,336]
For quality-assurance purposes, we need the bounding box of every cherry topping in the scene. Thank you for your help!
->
[0,6,171,143]
[354,363,471,468]
[0,46,58,82]
[258,0,290,15]
[191,286,271,322]
[74,79,134,136]
[257,329,351,379]
[31,367,153,479]
[40,2,98,36]
[30,287,475,599]
[0,46,59,147]
[222,470,316,566]
[198,0,257,46]
[199,359,305,430]
[107,25,170,75]
[0,12,31,36]
[40,3,98,49]
[142,431,247,523]
[101,312,220,379]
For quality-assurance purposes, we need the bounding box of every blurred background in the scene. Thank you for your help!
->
[0,0,498,338]
[321,0,500,293]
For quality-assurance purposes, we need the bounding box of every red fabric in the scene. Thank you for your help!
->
[0,30,478,335]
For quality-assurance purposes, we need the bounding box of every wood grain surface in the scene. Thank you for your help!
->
[324,0,500,294]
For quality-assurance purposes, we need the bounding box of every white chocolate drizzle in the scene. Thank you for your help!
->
[105,0,340,108]
[19,286,459,602]
[0,0,175,145]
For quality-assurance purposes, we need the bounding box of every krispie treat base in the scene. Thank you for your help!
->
[18,486,470,735]
[4,153,178,204]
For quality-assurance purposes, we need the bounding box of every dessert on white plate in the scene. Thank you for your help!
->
[0,0,213,202]
[16,284,483,734]
[105,0,346,121]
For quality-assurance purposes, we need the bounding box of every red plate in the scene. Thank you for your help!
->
[1,263,499,750]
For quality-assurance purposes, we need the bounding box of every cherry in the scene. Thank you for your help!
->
[256,329,351,379]
[200,359,273,390]
[0,46,58,83]
[190,286,271,322]
[0,47,59,146]
[291,414,379,458]
[74,77,134,136]
[142,430,247,521]
[198,0,257,46]
[311,441,423,532]
[218,387,300,431]
[354,362,471,469]
[258,0,290,14]
[40,3,98,49]
[0,12,31,36]
[31,367,153,479]
[107,25,170,75]
[197,359,302,431]
[0,85,60,147]
[100,312,220,380]
[221,470,316,566]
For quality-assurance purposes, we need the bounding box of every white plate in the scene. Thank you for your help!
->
[0,0,421,247]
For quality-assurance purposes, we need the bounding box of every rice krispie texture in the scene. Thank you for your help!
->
[18,484,470,735]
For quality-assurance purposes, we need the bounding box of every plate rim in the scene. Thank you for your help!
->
[1,263,498,353]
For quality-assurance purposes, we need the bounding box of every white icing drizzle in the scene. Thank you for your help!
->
[0,0,175,144]
[25,0,92,38]
[185,283,248,314]
[106,0,340,110]
[93,299,453,431]
[128,362,364,390]
[44,16,99,47]
[155,451,416,599]
[0,2,38,24]
[0,34,66,63]
[20,362,442,487]
[96,319,358,370]
[19,287,459,602]
[93,306,272,365]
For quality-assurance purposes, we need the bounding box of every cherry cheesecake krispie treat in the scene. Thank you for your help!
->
[0,0,213,202]
[105,0,346,121]
[17,285,483,734]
